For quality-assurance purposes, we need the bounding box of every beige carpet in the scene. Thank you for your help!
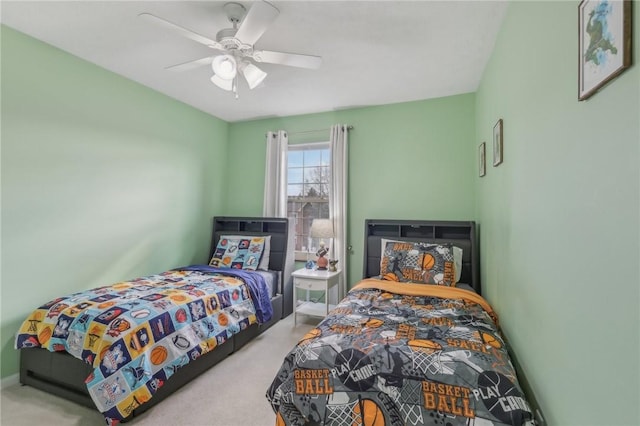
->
[0,314,316,426]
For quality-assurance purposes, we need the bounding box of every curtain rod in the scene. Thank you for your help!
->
[287,125,353,137]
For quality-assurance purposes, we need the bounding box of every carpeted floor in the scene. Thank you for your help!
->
[0,314,317,426]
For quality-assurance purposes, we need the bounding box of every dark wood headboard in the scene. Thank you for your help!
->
[363,219,480,294]
[210,216,295,316]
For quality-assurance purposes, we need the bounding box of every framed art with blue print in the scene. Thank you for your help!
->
[578,0,632,101]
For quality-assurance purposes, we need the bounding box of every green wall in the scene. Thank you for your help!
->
[226,94,477,287]
[1,26,229,378]
[475,2,639,425]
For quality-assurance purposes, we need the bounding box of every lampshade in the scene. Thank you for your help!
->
[310,219,334,239]
[241,62,267,90]
[210,74,233,91]
[212,54,237,80]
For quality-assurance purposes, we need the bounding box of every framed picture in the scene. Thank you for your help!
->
[493,119,503,167]
[578,0,632,101]
[479,142,486,177]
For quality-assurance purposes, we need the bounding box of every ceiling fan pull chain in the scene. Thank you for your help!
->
[233,76,239,100]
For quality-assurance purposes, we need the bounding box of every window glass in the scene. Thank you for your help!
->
[288,150,304,167]
[288,168,303,184]
[287,144,330,257]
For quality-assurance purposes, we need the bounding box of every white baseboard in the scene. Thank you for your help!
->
[1,374,19,389]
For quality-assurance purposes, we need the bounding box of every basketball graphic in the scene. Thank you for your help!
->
[481,332,502,349]
[352,399,385,426]
[364,318,383,329]
[408,339,442,353]
[421,253,436,270]
[170,294,187,303]
[175,308,188,323]
[335,349,375,392]
[477,371,532,425]
[218,312,229,327]
[38,327,52,344]
[98,301,116,309]
[150,346,168,365]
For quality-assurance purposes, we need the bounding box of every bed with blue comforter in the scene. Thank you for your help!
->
[16,266,272,425]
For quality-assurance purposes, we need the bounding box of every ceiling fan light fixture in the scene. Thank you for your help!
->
[212,54,237,80]
[210,74,233,91]
[241,62,267,89]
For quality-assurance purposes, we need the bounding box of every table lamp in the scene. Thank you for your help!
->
[310,219,334,270]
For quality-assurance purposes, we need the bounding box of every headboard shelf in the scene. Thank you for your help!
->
[212,217,288,235]
[364,219,480,293]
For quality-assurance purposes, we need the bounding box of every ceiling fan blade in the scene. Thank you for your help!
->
[165,56,213,72]
[253,50,322,69]
[139,13,224,50]
[241,63,268,90]
[210,74,233,91]
[234,1,279,45]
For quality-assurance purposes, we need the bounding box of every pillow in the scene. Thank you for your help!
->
[213,235,271,271]
[257,236,271,270]
[209,236,268,271]
[380,238,462,283]
[380,241,456,286]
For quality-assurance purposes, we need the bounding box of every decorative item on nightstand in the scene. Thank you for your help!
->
[328,259,339,272]
[310,219,334,271]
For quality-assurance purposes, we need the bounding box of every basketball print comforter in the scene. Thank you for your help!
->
[15,266,272,425]
[267,279,534,426]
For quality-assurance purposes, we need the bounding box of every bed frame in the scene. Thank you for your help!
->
[363,219,480,293]
[19,216,294,421]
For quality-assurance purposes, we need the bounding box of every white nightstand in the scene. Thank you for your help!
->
[292,268,341,325]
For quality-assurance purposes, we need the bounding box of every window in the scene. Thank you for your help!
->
[287,143,330,260]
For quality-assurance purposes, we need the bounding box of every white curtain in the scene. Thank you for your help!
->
[329,124,349,299]
[263,130,288,217]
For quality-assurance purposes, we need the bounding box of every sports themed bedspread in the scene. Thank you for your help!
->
[267,279,534,426]
[15,266,272,425]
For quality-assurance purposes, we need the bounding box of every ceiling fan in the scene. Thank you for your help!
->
[139,1,322,99]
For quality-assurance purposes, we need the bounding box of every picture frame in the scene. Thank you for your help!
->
[578,0,632,101]
[493,119,503,167]
[479,142,486,177]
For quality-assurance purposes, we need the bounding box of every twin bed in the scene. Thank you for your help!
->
[267,220,535,426]
[15,217,535,426]
[16,216,294,425]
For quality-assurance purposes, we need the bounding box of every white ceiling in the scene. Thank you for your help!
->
[1,1,507,123]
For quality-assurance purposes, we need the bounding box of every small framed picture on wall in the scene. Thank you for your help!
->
[479,142,486,177]
[493,119,503,167]
[578,0,632,101]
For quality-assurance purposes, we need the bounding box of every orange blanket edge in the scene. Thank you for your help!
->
[351,279,499,326]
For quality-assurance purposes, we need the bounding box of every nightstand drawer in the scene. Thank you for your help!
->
[294,278,325,291]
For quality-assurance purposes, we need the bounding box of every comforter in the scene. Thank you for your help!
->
[267,279,533,426]
[15,266,272,425]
